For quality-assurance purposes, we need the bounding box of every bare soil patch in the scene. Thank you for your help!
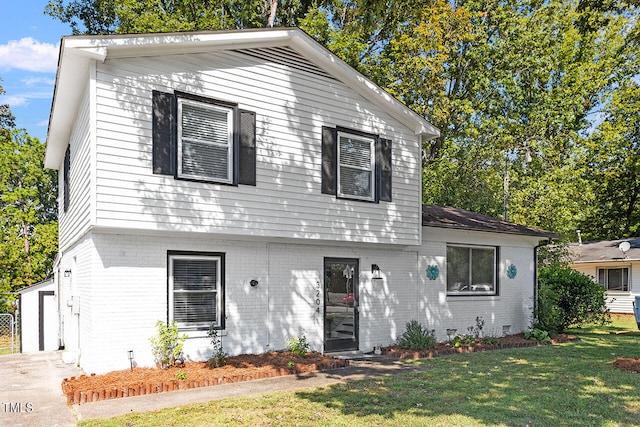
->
[611,357,640,373]
[62,351,347,405]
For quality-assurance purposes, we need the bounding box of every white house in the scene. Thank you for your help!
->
[569,238,640,313]
[44,28,557,374]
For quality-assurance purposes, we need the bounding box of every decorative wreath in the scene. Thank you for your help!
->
[507,264,518,279]
[426,264,439,280]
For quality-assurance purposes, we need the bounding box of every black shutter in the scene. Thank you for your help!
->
[321,126,337,195]
[379,138,392,202]
[238,110,256,186]
[152,90,176,175]
[63,145,70,212]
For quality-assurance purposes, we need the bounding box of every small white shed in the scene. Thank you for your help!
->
[18,279,59,352]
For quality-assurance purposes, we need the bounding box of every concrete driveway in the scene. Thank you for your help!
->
[0,351,83,427]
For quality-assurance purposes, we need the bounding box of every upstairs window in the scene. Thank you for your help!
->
[321,126,392,202]
[598,267,629,292]
[177,98,234,183]
[447,245,497,296]
[168,252,225,330]
[337,131,375,201]
[152,90,256,186]
[63,145,70,212]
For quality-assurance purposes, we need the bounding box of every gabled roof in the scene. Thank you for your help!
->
[44,27,440,169]
[569,238,640,263]
[421,204,560,239]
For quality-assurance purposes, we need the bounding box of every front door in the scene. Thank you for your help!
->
[324,258,359,352]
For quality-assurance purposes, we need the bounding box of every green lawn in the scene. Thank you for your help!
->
[79,317,640,427]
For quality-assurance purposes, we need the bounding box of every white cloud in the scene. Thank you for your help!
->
[22,76,56,86]
[0,38,59,73]
[0,96,28,107]
[37,119,50,127]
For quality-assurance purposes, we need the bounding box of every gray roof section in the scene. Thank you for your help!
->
[570,238,640,263]
[421,204,560,239]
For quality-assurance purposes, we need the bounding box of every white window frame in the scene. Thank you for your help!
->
[597,266,630,292]
[177,97,234,183]
[337,131,376,201]
[446,244,497,296]
[168,253,223,330]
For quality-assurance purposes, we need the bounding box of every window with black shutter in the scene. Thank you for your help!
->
[321,126,392,202]
[152,91,256,186]
[168,252,225,330]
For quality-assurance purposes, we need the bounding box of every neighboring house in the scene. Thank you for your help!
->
[569,238,640,313]
[43,28,557,374]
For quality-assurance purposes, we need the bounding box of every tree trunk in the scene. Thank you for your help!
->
[266,0,278,28]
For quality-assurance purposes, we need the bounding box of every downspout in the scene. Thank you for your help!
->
[533,238,553,323]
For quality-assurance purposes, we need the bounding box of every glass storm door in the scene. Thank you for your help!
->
[324,258,359,352]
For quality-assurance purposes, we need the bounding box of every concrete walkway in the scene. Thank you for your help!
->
[0,352,426,425]
[0,351,83,427]
[75,356,425,422]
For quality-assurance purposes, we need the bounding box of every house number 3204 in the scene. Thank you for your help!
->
[315,280,321,314]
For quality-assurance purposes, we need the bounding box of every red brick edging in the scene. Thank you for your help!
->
[381,335,576,359]
[62,359,349,405]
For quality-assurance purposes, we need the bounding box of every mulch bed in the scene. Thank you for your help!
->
[62,351,348,405]
[381,333,577,359]
[62,334,580,405]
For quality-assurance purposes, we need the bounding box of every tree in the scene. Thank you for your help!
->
[580,80,640,240]
[0,96,58,311]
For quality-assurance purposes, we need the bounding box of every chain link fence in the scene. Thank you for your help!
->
[0,313,17,354]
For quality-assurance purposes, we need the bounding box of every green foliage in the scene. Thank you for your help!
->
[175,370,188,381]
[0,126,58,311]
[149,320,186,369]
[207,323,227,368]
[480,336,500,346]
[535,264,610,334]
[524,328,551,342]
[287,360,295,369]
[451,334,476,348]
[398,320,436,350]
[286,332,310,358]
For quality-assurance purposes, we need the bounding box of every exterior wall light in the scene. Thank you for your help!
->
[64,269,72,277]
[250,279,259,287]
[371,264,382,280]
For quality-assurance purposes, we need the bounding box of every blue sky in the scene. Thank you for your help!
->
[0,1,71,142]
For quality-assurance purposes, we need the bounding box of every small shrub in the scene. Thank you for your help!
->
[287,332,310,358]
[468,316,485,339]
[398,320,436,350]
[207,323,228,368]
[175,370,188,381]
[149,320,186,369]
[481,336,500,346]
[287,360,295,369]
[451,334,476,348]
[525,328,551,342]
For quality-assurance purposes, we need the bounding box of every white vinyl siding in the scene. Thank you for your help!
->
[93,49,421,245]
[337,131,375,201]
[177,98,233,183]
[59,85,92,251]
